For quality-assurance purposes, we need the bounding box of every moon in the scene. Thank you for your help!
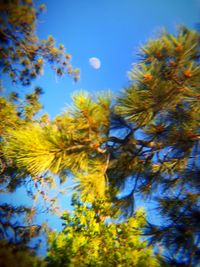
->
[89,57,101,69]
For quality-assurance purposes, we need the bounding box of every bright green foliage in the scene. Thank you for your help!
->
[0,91,52,254]
[0,0,77,260]
[3,91,111,201]
[0,88,44,192]
[0,0,79,85]
[46,195,160,267]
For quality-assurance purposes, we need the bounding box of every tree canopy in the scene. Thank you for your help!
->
[46,195,160,267]
[0,0,79,85]
[0,1,200,266]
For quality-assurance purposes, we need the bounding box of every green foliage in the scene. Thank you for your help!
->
[46,196,160,267]
[117,27,200,127]
[115,26,200,266]
[0,0,79,85]
[0,87,44,191]
[0,0,77,263]
[3,91,111,202]
[0,91,57,259]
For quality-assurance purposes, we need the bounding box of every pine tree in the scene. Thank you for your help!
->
[0,0,79,85]
[115,26,200,266]
[0,90,51,262]
[0,0,78,261]
[1,25,200,265]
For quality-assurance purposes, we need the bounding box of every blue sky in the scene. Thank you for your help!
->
[33,0,200,118]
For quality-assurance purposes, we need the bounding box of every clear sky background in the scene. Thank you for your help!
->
[33,0,200,118]
[2,0,200,256]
